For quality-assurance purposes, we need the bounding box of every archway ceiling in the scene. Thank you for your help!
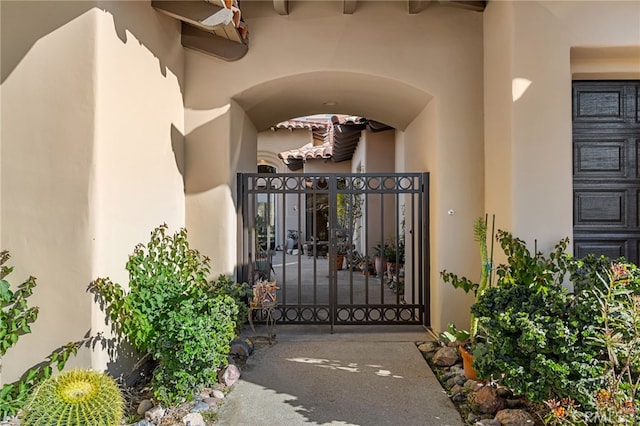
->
[233,71,434,132]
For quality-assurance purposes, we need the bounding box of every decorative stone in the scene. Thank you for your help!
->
[469,386,507,414]
[182,412,206,426]
[133,420,153,426]
[464,379,485,392]
[418,341,439,353]
[450,384,464,395]
[190,402,210,413]
[495,408,536,425]
[145,406,166,423]
[219,364,241,386]
[432,346,459,367]
[203,397,220,406]
[137,399,154,415]
[451,392,466,403]
[212,389,225,399]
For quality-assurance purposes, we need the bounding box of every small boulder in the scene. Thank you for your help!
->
[137,399,154,415]
[145,406,166,424]
[432,346,459,367]
[219,364,241,386]
[495,408,536,425]
[182,412,206,426]
[469,386,507,414]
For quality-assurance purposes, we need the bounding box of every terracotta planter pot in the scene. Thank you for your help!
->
[459,345,479,380]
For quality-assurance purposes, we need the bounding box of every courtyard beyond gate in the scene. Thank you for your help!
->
[238,173,430,331]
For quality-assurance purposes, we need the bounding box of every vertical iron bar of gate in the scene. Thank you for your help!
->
[279,183,287,306]
[379,181,385,308]
[422,173,430,326]
[329,176,336,333]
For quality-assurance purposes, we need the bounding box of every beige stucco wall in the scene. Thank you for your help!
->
[184,0,484,332]
[258,128,313,172]
[484,1,640,262]
[1,1,185,383]
[185,99,258,276]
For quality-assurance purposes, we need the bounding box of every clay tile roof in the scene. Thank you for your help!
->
[275,115,393,170]
[271,120,328,132]
[278,141,333,171]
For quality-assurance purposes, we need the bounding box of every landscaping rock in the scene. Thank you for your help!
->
[469,386,507,414]
[219,364,241,386]
[212,389,225,399]
[475,419,501,426]
[432,346,459,367]
[145,406,166,423]
[418,341,439,353]
[137,399,154,415]
[496,408,536,425]
[190,401,210,413]
[182,412,205,426]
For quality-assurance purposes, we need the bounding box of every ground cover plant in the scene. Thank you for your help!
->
[90,224,243,406]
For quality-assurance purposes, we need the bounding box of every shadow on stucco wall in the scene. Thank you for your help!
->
[1,1,183,87]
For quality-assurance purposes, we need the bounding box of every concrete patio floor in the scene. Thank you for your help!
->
[216,324,464,426]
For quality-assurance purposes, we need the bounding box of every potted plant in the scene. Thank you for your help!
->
[440,215,494,379]
[373,242,388,277]
[384,237,405,281]
[335,191,363,270]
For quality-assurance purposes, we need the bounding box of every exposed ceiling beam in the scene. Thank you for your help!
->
[152,1,233,31]
[273,0,289,15]
[343,0,357,14]
[181,23,248,62]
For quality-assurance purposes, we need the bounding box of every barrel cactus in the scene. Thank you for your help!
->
[21,369,124,426]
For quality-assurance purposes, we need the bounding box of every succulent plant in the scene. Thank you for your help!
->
[21,369,124,426]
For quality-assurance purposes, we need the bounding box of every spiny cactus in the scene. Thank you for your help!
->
[21,369,124,426]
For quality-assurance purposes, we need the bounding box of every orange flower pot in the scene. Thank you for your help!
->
[459,345,479,380]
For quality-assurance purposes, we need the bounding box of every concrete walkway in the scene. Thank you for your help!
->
[217,325,464,426]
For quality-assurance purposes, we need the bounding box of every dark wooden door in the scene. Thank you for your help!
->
[573,81,640,264]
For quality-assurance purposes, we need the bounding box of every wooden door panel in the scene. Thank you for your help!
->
[573,81,640,265]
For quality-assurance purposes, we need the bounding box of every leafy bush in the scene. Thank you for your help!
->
[545,260,640,425]
[1,250,83,420]
[470,231,580,402]
[90,224,239,405]
[209,274,251,335]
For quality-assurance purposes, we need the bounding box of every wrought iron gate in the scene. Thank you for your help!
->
[238,173,429,330]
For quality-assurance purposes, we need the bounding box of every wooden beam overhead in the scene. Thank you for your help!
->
[273,0,289,15]
[343,0,357,14]
[181,23,248,61]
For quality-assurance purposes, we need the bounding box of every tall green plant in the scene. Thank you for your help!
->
[440,216,492,342]
[90,224,239,405]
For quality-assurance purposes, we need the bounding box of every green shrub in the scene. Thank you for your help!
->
[90,224,239,405]
[0,251,83,420]
[21,369,124,426]
[209,274,251,335]
[470,231,580,402]
[545,260,640,425]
